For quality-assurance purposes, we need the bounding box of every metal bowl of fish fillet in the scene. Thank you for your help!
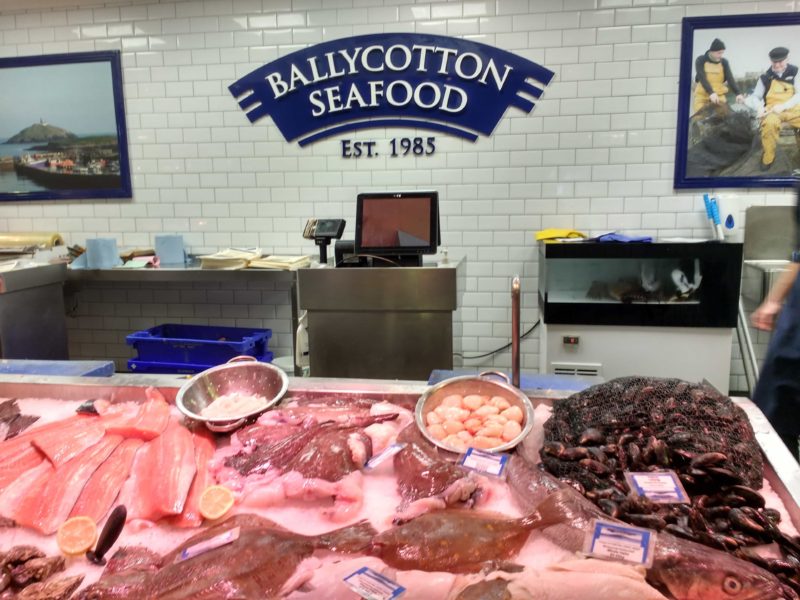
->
[415,371,534,453]
[176,356,288,433]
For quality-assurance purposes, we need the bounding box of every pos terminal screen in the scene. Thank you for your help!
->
[355,191,439,255]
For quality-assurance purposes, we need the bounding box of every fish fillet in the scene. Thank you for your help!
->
[121,420,196,522]
[0,444,45,493]
[101,388,170,441]
[30,416,106,467]
[170,429,216,528]
[16,435,122,534]
[0,460,53,521]
[71,438,144,523]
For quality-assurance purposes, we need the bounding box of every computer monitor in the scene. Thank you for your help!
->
[354,191,439,266]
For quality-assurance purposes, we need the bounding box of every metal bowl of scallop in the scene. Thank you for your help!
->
[415,371,534,453]
[176,358,288,432]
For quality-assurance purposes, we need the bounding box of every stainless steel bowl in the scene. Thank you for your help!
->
[415,371,534,453]
[175,356,288,432]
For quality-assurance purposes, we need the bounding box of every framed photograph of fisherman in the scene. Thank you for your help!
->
[675,13,800,189]
[0,51,131,201]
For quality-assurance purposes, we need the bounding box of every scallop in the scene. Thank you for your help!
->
[489,396,511,411]
[443,434,467,452]
[500,406,524,424]
[441,394,465,408]
[442,419,465,435]
[463,418,483,435]
[502,420,522,442]
[426,411,443,426]
[474,405,500,418]
[463,394,487,411]
[427,423,447,441]
[476,424,504,439]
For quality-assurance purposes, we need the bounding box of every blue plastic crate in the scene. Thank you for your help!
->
[127,350,274,375]
[126,324,272,366]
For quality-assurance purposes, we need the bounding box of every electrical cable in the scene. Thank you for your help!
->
[335,254,401,268]
[454,319,540,360]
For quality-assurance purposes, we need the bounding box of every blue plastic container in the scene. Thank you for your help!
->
[128,350,274,375]
[126,324,272,370]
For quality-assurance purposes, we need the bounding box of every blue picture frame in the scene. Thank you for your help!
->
[0,50,131,201]
[675,13,800,189]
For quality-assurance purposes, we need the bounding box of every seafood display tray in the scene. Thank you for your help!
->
[1,370,800,598]
[0,371,798,530]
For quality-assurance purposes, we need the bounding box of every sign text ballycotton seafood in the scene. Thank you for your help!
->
[228,33,554,147]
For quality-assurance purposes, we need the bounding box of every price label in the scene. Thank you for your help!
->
[343,566,405,600]
[583,519,655,568]
[364,443,406,470]
[458,447,509,477]
[625,470,689,504]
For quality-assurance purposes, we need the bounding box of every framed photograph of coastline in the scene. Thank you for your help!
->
[675,13,800,189]
[0,51,131,201]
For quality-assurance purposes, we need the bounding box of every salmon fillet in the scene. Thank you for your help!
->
[71,438,144,523]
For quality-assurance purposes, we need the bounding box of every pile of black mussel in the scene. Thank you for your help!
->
[541,376,800,594]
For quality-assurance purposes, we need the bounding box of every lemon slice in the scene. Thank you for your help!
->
[199,485,235,521]
[57,516,98,556]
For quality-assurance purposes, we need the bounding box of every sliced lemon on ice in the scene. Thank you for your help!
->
[199,485,235,521]
[57,516,98,556]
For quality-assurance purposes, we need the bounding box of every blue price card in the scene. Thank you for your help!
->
[624,470,690,504]
[343,566,406,600]
[458,447,509,477]
[364,443,406,470]
[583,519,655,568]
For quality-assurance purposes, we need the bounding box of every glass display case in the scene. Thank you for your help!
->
[539,242,743,328]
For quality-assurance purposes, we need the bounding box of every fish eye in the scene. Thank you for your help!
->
[723,576,743,595]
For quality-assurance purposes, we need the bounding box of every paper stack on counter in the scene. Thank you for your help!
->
[248,255,313,270]
[198,248,262,270]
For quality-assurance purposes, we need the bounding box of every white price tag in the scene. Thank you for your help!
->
[625,470,689,504]
[458,447,509,477]
[343,566,405,600]
[583,519,655,568]
[364,443,406,470]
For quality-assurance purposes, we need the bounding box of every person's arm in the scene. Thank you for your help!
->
[721,59,741,95]
[744,77,767,112]
[751,263,800,330]
[774,86,800,112]
[695,55,714,94]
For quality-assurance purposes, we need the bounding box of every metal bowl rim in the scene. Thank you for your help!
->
[414,374,534,453]
[175,360,289,424]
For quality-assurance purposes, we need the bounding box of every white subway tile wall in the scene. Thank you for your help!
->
[0,0,796,387]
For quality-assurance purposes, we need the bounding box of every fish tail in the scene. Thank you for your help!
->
[314,519,377,553]
[519,511,544,529]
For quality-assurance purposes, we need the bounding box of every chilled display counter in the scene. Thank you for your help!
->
[0,371,797,598]
[538,242,743,392]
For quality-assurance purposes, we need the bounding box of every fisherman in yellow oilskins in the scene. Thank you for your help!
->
[743,46,800,171]
[693,38,743,116]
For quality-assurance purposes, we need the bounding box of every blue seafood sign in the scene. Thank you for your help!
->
[229,33,554,146]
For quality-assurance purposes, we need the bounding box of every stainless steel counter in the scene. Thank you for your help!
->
[65,265,300,373]
[0,372,796,529]
[298,258,465,380]
[0,264,68,360]
[66,265,295,285]
[742,259,791,308]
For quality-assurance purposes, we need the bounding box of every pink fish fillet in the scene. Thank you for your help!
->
[102,388,170,441]
[170,430,217,528]
[0,444,45,493]
[122,420,196,522]
[15,435,122,534]
[71,438,144,523]
[0,460,53,521]
[30,416,106,467]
